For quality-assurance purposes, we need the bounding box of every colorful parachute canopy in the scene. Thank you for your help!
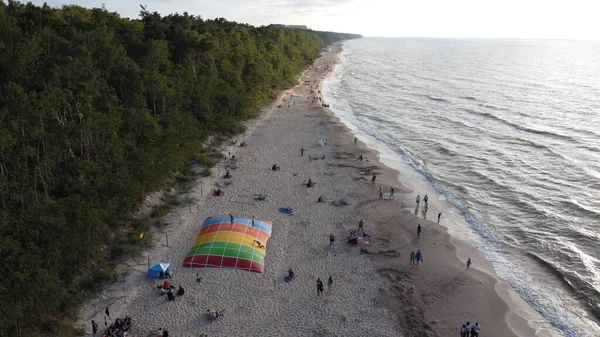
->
[183,217,272,273]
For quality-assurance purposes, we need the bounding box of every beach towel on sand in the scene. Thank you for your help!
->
[278,208,293,214]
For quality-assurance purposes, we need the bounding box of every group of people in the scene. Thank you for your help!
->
[409,250,423,265]
[378,186,394,199]
[91,314,132,337]
[157,280,185,301]
[460,321,481,337]
[316,276,334,295]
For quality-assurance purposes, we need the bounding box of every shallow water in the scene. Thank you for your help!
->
[323,38,600,337]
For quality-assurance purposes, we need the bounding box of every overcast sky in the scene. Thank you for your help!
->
[34,0,600,40]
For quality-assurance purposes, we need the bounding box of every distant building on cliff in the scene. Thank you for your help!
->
[272,24,310,30]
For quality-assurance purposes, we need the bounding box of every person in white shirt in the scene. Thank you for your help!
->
[416,195,421,205]
[464,322,471,337]
[460,324,467,337]
[473,322,481,337]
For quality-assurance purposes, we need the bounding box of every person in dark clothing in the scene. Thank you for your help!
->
[317,278,324,295]
[167,290,176,301]
[91,320,98,335]
[328,276,333,290]
[105,307,110,317]
[177,285,185,296]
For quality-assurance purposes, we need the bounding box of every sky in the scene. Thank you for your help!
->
[32,0,600,40]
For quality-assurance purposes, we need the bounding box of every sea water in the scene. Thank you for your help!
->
[323,37,600,337]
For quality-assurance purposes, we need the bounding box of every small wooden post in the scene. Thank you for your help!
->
[166,232,169,247]
[147,254,150,269]
[189,203,191,214]
[201,185,203,197]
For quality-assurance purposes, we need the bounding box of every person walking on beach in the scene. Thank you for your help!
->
[417,224,422,238]
[378,186,383,199]
[354,137,358,144]
[460,324,467,337]
[466,258,472,270]
[328,276,333,290]
[410,250,416,265]
[300,147,305,156]
[415,250,423,265]
[329,233,335,249]
[438,212,442,224]
[423,194,429,204]
[416,195,421,205]
[473,322,481,337]
[389,187,395,200]
[105,307,110,318]
[464,321,471,337]
[371,173,376,183]
[358,219,365,234]
[229,214,234,224]
[317,278,324,296]
[91,320,98,336]
[251,216,255,227]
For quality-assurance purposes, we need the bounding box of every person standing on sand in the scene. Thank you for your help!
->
[329,233,335,249]
[91,320,98,336]
[317,278,324,295]
[358,219,365,234]
[251,216,255,227]
[410,251,416,265]
[464,321,471,337]
[328,276,333,290]
[378,186,383,199]
[417,224,422,237]
[438,212,442,224]
[300,147,305,156]
[371,173,376,182]
[389,187,395,200]
[416,195,421,205]
[157,327,164,337]
[415,250,423,264]
[105,307,110,318]
[423,194,429,204]
[473,322,481,337]
[460,324,467,337]
[354,137,358,144]
[466,258,472,269]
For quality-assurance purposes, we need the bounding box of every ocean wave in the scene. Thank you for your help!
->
[478,103,510,112]
[527,253,578,293]
[462,108,578,142]
[558,199,600,220]
[424,95,450,103]
[460,96,478,101]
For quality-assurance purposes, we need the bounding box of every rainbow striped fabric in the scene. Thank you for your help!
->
[183,217,272,273]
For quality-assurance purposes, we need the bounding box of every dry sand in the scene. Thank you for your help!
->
[78,45,545,337]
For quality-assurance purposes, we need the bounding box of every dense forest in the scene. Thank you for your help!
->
[0,0,361,335]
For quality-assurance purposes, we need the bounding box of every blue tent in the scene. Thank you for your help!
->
[148,261,171,278]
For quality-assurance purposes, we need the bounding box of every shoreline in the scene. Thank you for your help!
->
[77,43,547,337]
[321,45,559,336]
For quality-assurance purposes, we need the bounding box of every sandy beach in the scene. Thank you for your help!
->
[78,45,541,337]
